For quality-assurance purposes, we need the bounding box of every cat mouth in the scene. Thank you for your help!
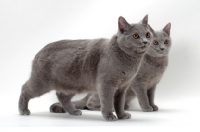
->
[136,46,147,54]
[158,52,167,55]
[138,46,147,52]
[157,50,166,54]
[150,46,165,54]
[139,46,146,50]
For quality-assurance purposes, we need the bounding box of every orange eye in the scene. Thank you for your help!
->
[164,40,168,44]
[152,40,158,45]
[146,32,150,38]
[133,34,139,39]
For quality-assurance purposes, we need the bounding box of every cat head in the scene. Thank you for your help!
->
[147,23,171,57]
[117,15,152,56]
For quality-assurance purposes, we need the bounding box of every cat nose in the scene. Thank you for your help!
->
[143,41,147,45]
[160,48,165,51]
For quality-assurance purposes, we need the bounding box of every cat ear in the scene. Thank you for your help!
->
[118,16,131,33]
[148,24,156,36]
[163,23,171,36]
[141,14,148,25]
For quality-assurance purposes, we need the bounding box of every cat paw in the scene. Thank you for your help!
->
[103,114,117,121]
[124,104,129,110]
[151,105,159,111]
[118,112,131,119]
[19,109,31,115]
[50,104,66,113]
[142,106,153,112]
[69,109,82,116]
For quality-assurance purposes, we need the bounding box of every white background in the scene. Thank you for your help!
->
[0,0,200,129]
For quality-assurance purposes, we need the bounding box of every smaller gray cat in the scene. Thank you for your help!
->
[124,23,171,112]
[50,23,171,112]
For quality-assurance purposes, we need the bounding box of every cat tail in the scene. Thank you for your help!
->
[72,93,93,109]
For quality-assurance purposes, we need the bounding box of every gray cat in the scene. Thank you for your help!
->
[50,23,171,112]
[18,15,152,121]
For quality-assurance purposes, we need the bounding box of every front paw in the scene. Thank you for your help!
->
[19,108,31,115]
[151,105,159,111]
[118,112,131,119]
[103,114,117,121]
[142,106,153,112]
[50,103,66,113]
[69,109,82,116]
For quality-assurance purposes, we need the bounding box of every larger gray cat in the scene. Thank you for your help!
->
[18,15,152,121]
[50,23,171,113]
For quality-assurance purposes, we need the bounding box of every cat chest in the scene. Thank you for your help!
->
[148,70,164,87]
[119,69,138,88]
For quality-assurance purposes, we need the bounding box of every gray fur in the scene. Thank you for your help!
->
[50,23,171,112]
[19,15,152,121]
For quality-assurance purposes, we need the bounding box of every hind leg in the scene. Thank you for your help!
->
[124,88,136,110]
[50,93,93,113]
[56,92,82,116]
[18,81,50,115]
[18,87,31,115]
[72,93,93,109]
[86,94,101,111]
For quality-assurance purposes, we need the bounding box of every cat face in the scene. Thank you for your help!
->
[117,15,152,55]
[147,23,171,57]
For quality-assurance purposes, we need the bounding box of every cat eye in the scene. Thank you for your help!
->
[133,34,139,39]
[146,32,150,38]
[152,40,158,45]
[164,40,168,44]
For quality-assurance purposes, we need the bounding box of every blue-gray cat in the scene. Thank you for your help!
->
[50,23,171,112]
[18,15,152,121]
